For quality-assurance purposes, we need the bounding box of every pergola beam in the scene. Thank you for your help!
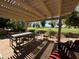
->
[16,0,45,19]
[0,7,29,19]
[0,0,78,21]
[0,10,28,21]
[0,0,40,20]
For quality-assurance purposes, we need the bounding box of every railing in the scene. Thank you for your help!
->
[58,42,76,59]
[49,41,77,59]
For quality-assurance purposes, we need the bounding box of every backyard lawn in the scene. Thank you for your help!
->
[27,27,79,34]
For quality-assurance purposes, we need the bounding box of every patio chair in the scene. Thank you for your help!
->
[71,40,79,52]
[49,49,61,59]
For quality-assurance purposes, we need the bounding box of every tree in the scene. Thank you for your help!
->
[65,11,79,28]
[0,17,10,28]
[33,23,36,27]
[41,20,46,27]
[11,21,25,32]
[49,21,55,28]
[35,23,40,28]
[6,20,16,29]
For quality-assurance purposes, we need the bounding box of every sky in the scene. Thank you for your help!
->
[75,4,79,12]
[45,20,51,27]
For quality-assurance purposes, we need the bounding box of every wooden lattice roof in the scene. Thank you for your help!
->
[0,0,79,21]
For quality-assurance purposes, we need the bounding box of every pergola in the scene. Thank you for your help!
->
[0,0,79,42]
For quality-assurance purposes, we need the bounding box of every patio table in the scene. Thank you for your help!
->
[12,32,32,37]
[10,32,35,50]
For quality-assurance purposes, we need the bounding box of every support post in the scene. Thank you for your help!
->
[57,16,62,43]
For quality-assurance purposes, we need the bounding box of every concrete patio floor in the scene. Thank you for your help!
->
[0,39,14,59]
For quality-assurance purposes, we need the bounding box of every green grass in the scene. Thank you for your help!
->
[61,28,79,34]
[27,27,79,34]
[27,27,58,32]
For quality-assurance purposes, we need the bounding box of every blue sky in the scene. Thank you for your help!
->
[45,20,51,27]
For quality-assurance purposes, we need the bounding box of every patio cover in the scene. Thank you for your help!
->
[0,0,79,21]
